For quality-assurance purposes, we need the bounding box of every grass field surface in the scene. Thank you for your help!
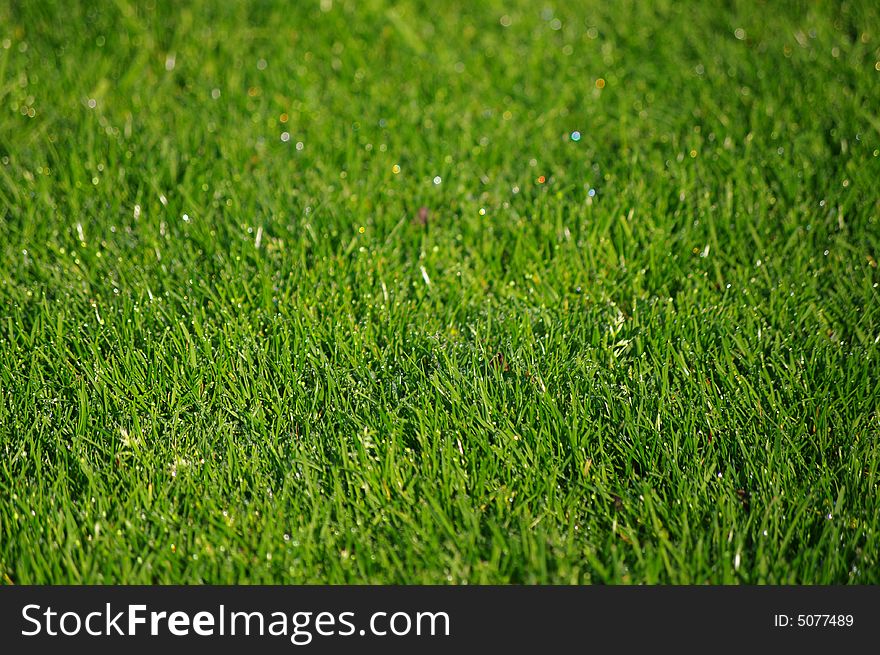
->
[1,0,879,584]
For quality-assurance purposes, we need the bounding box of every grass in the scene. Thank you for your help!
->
[0,0,878,584]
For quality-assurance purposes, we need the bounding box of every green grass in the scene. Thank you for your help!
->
[1,0,879,584]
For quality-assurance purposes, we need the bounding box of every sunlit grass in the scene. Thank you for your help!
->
[0,0,878,583]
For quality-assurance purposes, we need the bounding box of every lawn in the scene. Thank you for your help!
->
[1,0,878,584]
